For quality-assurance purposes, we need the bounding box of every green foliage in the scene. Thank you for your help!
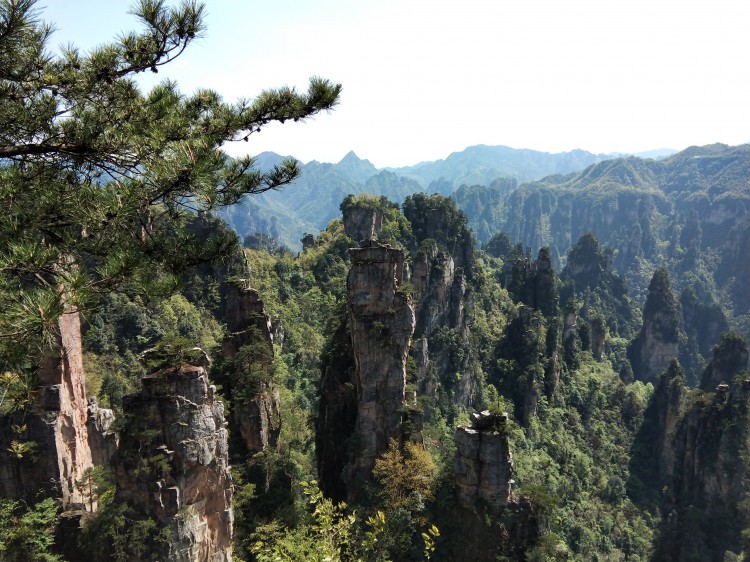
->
[79,497,171,562]
[373,439,438,516]
[0,497,60,562]
[403,193,475,276]
[250,481,388,562]
[75,466,114,512]
[0,370,37,414]
[0,0,340,379]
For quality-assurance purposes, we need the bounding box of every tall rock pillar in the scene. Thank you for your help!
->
[221,282,281,455]
[0,309,93,507]
[115,365,233,562]
[345,241,415,489]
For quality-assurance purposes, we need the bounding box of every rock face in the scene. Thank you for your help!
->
[454,411,514,513]
[115,365,233,562]
[656,378,750,561]
[344,241,415,488]
[0,310,94,507]
[446,411,535,562]
[628,268,682,383]
[341,202,384,242]
[86,398,118,468]
[634,344,750,561]
[222,282,280,455]
[699,332,749,391]
[410,241,477,407]
[631,359,687,492]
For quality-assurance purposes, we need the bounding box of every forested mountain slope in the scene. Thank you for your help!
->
[463,144,750,339]
[218,145,623,249]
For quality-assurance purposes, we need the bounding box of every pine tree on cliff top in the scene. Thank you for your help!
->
[0,0,341,370]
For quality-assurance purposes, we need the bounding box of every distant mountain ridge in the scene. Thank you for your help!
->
[219,144,676,249]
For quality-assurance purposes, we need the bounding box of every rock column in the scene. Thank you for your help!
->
[115,366,233,562]
[345,241,415,487]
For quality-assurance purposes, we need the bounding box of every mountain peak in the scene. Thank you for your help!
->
[334,151,379,182]
[338,150,365,164]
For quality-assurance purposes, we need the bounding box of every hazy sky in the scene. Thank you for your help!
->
[40,0,750,168]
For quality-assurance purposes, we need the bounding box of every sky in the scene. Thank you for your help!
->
[39,0,750,168]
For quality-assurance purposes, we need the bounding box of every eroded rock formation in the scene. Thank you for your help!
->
[341,201,384,242]
[344,241,415,488]
[634,342,750,561]
[86,398,118,468]
[628,268,682,382]
[0,310,95,507]
[115,365,233,562]
[410,240,478,407]
[221,282,280,455]
[454,411,514,513]
[656,377,750,561]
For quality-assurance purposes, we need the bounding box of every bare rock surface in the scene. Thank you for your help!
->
[345,242,415,487]
[0,310,94,507]
[454,411,514,513]
[115,365,233,562]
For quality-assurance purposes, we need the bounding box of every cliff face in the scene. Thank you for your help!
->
[656,379,750,561]
[411,244,478,406]
[447,411,539,562]
[115,365,233,562]
[342,204,384,242]
[344,241,415,489]
[221,282,280,455]
[634,342,750,561]
[699,333,749,391]
[412,246,467,338]
[0,310,95,507]
[454,411,514,513]
[628,268,682,383]
[86,398,118,468]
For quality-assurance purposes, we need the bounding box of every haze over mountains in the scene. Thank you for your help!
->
[219,144,678,249]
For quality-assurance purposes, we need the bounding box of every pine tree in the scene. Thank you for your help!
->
[0,0,341,369]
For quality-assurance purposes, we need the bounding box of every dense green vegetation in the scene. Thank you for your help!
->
[1,2,749,561]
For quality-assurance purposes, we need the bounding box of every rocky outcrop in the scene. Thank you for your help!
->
[495,306,545,425]
[403,193,475,277]
[445,411,539,562]
[699,332,749,391]
[630,359,687,496]
[221,282,280,455]
[628,268,682,383]
[86,398,117,468]
[344,241,415,489]
[341,201,384,242]
[412,245,468,338]
[115,365,233,562]
[633,338,750,561]
[454,411,514,513]
[0,309,94,507]
[410,240,479,407]
[654,377,750,561]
